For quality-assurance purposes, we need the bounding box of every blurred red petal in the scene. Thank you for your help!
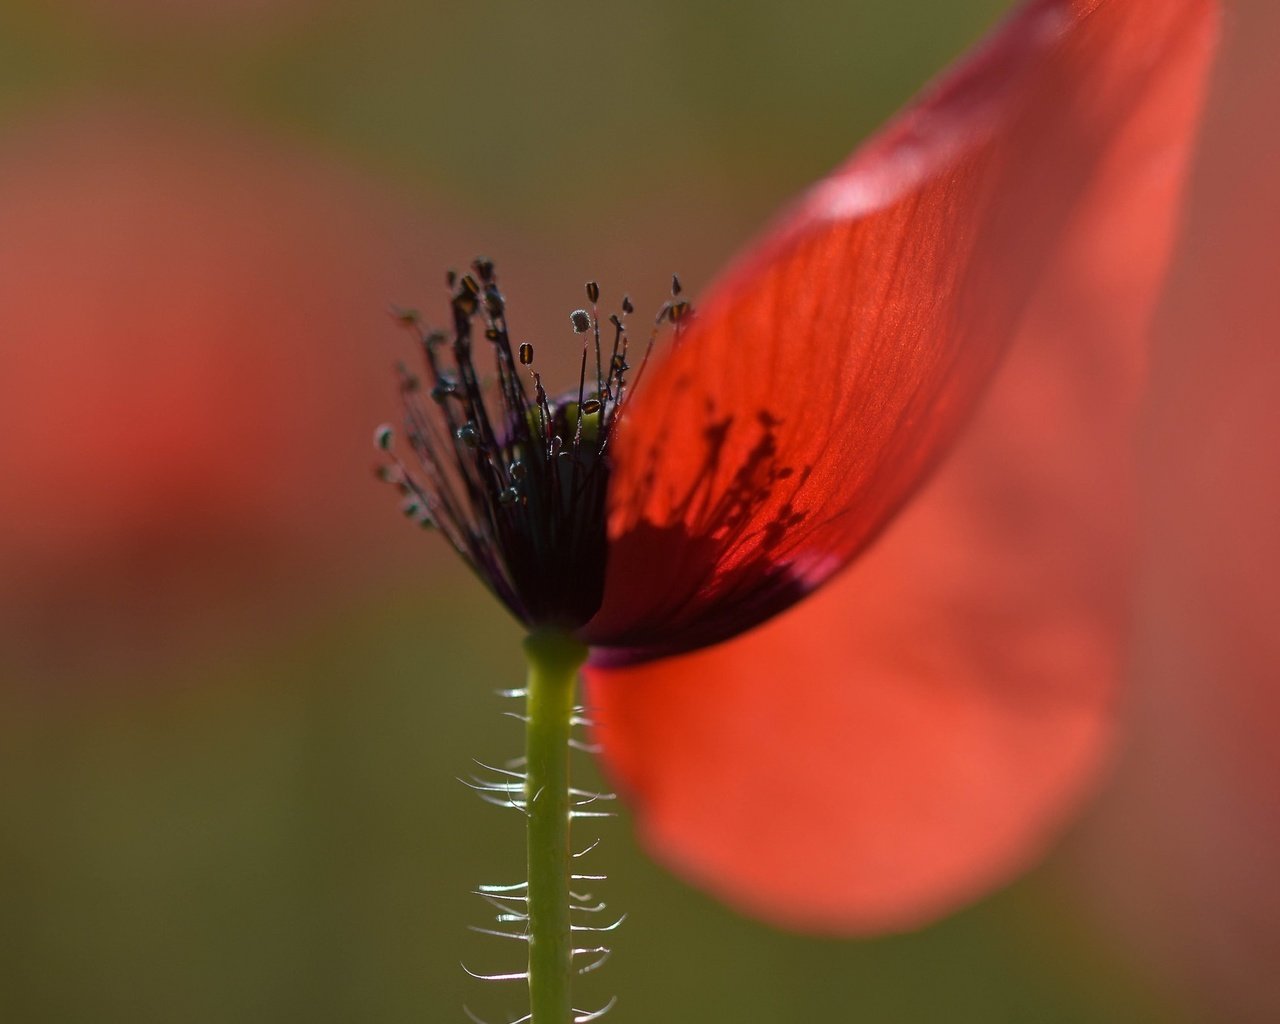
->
[587,0,1218,657]
[587,0,1218,932]
[1075,2,1280,1017]
[0,105,488,670]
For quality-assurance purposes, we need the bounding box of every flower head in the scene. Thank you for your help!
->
[381,0,1220,932]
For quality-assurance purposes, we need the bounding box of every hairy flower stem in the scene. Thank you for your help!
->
[523,630,588,1023]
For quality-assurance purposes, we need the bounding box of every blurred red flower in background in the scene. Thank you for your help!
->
[578,0,1220,933]
[0,105,472,675]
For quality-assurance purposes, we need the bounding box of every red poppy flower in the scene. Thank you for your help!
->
[382,0,1220,933]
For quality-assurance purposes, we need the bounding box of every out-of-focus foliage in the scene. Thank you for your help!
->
[0,581,1186,1023]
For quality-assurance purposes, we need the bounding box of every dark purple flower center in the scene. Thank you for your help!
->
[376,259,685,630]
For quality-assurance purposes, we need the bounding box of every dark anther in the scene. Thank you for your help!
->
[393,307,420,326]
[398,368,421,392]
[671,274,683,296]
[445,269,457,289]
[381,259,679,631]
[453,290,479,317]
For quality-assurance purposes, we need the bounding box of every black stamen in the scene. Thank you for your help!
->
[378,261,685,630]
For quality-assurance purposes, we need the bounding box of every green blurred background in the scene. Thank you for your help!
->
[0,1,1205,1021]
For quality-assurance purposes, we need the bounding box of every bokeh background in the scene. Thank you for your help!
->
[0,1,1270,1021]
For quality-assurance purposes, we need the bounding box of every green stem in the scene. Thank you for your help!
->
[523,630,588,1024]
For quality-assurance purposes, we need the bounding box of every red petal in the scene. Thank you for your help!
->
[585,0,1219,657]
[587,0,1218,932]
[1074,4,1280,1017]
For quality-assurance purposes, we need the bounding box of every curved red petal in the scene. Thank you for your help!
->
[587,0,1219,931]
[1075,4,1280,1017]
[586,0,1218,657]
